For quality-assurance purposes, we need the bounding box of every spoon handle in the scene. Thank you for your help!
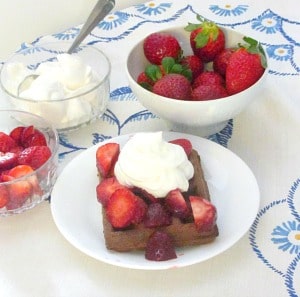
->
[67,0,115,54]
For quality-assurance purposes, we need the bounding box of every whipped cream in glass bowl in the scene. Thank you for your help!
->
[0,42,111,132]
[114,131,194,198]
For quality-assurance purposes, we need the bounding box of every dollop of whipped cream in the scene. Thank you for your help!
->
[12,53,98,100]
[114,132,194,198]
[4,54,101,129]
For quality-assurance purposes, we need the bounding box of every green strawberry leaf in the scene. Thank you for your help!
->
[194,33,209,48]
[145,64,162,82]
[161,57,176,73]
[240,36,268,69]
[139,81,153,91]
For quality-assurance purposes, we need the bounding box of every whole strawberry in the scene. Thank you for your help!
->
[185,15,225,62]
[213,48,236,77]
[226,37,267,95]
[152,73,191,100]
[180,55,204,81]
[191,84,228,101]
[143,32,181,65]
[192,71,225,89]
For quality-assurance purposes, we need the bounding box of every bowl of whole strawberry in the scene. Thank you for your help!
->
[0,110,59,216]
[126,16,268,136]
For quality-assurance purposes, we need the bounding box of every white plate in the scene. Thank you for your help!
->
[51,131,260,270]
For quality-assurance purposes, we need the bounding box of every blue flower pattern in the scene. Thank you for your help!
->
[23,2,300,295]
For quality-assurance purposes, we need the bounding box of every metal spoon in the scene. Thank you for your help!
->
[17,0,115,95]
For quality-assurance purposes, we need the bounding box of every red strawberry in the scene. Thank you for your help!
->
[169,138,193,156]
[20,126,47,147]
[132,187,157,203]
[191,84,228,101]
[7,165,42,196]
[0,132,17,153]
[226,37,267,95]
[185,16,225,62]
[143,202,172,228]
[145,231,177,261]
[153,73,191,100]
[96,177,126,207]
[192,71,225,89]
[180,55,204,81]
[213,48,235,77]
[189,196,217,232]
[96,142,120,178]
[0,185,9,208]
[7,180,32,209]
[137,71,155,91]
[0,152,18,171]
[165,189,191,219]
[9,126,25,146]
[106,188,147,229]
[18,146,52,170]
[143,32,181,65]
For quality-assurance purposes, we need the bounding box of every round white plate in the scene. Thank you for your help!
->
[51,131,260,270]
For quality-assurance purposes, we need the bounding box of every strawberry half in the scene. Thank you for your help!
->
[143,202,172,228]
[165,189,191,219]
[0,152,18,171]
[0,184,9,208]
[96,176,126,207]
[18,146,52,170]
[96,142,120,178]
[189,196,217,232]
[106,188,147,229]
[0,132,17,153]
[6,180,32,209]
[145,231,177,261]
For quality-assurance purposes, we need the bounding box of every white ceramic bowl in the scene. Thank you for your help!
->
[0,109,59,216]
[0,42,111,132]
[126,26,268,136]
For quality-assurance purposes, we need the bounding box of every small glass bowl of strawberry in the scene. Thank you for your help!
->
[0,110,59,216]
[126,21,268,137]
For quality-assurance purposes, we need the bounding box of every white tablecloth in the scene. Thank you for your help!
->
[0,1,299,296]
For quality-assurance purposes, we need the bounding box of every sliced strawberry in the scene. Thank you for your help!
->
[132,196,148,224]
[20,125,35,144]
[0,152,18,171]
[145,231,177,261]
[8,165,42,196]
[96,142,120,178]
[189,196,217,232]
[143,202,172,228]
[169,138,193,156]
[165,189,191,219]
[7,180,32,209]
[18,146,52,170]
[132,187,157,203]
[22,129,47,147]
[106,188,146,229]
[9,126,25,146]
[0,132,17,153]
[96,177,126,207]
[0,184,9,208]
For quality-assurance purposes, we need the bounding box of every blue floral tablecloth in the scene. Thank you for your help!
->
[0,1,299,296]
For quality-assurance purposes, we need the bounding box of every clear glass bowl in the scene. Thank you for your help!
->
[0,42,111,132]
[0,110,59,216]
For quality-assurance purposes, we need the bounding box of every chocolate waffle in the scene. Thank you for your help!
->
[101,149,219,252]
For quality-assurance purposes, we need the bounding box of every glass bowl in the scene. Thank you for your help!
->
[0,42,111,132]
[0,109,59,216]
